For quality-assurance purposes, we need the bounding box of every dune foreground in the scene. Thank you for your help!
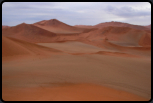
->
[3,83,148,101]
[2,19,151,101]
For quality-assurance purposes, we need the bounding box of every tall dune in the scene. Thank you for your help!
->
[34,19,92,34]
[2,23,57,43]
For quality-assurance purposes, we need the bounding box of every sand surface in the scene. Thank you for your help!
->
[2,19,151,101]
[2,83,148,101]
[37,41,108,53]
[2,41,151,101]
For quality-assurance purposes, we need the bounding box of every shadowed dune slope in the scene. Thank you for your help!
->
[2,23,57,43]
[2,36,61,58]
[34,19,93,34]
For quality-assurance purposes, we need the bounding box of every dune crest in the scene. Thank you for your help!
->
[2,23,57,43]
[34,19,93,34]
[94,21,150,30]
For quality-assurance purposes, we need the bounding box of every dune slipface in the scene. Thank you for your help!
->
[2,19,151,101]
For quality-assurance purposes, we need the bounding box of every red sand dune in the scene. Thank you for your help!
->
[94,21,150,30]
[78,26,151,47]
[2,23,57,43]
[74,25,95,29]
[34,19,92,34]
[138,33,151,47]
[2,25,10,29]
[145,24,151,29]
[2,36,61,61]
[2,19,151,101]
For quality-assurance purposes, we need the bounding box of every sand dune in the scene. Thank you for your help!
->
[2,25,10,29]
[94,21,150,30]
[2,83,147,101]
[34,19,92,34]
[138,33,151,47]
[74,25,95,29]
[2,36,62,61]
[145,24,151,29]
[2,19,151,101]
[37,41,107,53]
[78,39,151,58]
[2,23,57,43]
[2,52,151,101]
[78,26,151,47]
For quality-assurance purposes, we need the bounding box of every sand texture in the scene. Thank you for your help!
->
[2,19,151,101]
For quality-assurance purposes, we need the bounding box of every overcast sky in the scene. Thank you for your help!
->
[2,2,151,26]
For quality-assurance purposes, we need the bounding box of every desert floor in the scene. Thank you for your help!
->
[2,41,151,101]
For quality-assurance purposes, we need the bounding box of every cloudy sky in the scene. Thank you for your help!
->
[2,2,151,26]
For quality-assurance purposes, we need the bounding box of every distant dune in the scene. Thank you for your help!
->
[34,19,93,34]
[2,25,10,29]
[145,24,151,29]
[74,25,95,29]
[94,21,150,30]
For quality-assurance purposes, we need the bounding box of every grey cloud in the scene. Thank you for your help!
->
[2,2,151,26]
[105,5,151,17]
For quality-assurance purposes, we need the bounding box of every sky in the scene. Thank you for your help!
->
[2,2,151,26]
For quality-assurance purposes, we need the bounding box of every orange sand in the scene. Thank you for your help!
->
[2,83,148,101]
[2,19,151,101]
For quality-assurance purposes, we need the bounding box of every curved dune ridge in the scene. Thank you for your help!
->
[2,23,57,43]
[78,26,151,47]
[34,19,92,34]
[2,36,62,60]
